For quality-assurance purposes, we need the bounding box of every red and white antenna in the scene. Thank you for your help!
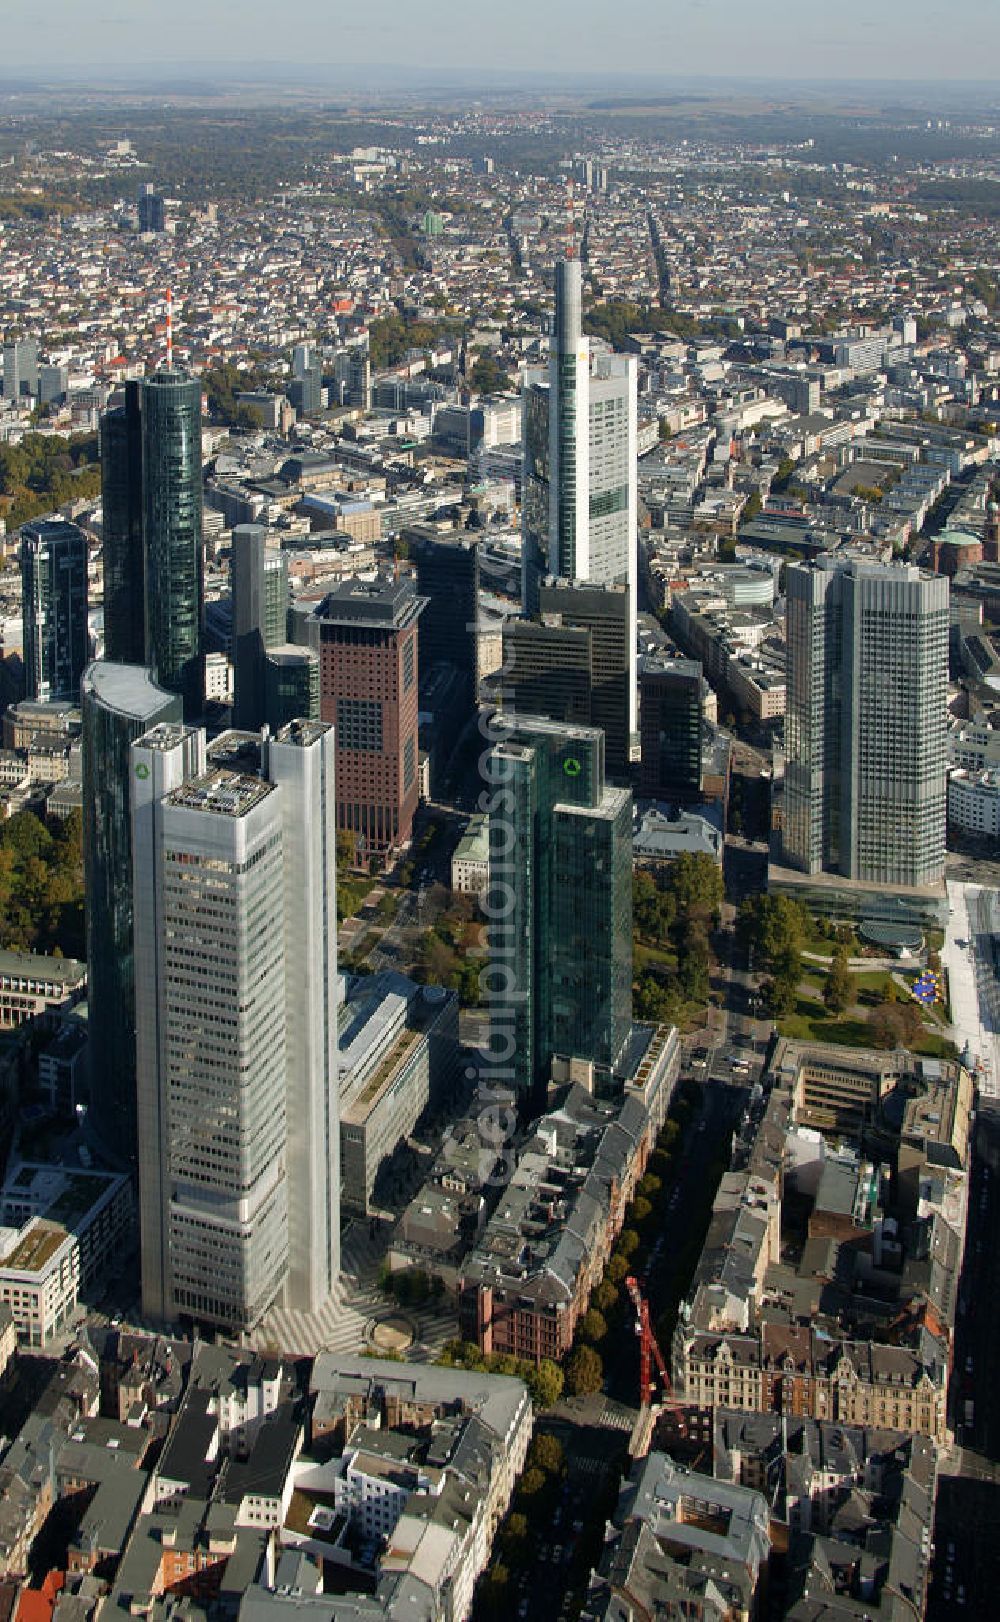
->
[166,287,173,371]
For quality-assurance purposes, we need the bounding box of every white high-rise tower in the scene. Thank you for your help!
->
[132,720,339,1333]
[521,258,638,743]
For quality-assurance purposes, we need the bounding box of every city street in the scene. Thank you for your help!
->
[943,881,1000,1100]
[929,1104,1000,1617]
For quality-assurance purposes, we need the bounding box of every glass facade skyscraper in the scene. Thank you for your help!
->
[100,382,145,666]
[20,519,89,705]
[230,524,289,729]
[520,259,638,750]
[638,653,704,801]
[142,373,204,714]
[503,579,634,780]
[263,646,319,732]
[100,371,204,716]
[784,557,948,888]
[81,660,182,1167]
[488,715,632,1107]
[407,525,480,709]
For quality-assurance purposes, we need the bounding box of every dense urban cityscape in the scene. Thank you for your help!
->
[0,44,999,1622]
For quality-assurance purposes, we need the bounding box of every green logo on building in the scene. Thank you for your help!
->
[562,756,582,778]
[134,761,150,780]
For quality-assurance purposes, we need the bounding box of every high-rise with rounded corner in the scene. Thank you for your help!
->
[100,371,204,717]
[82,660,182,1167]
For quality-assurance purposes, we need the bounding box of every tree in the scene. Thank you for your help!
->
[869,1007,900,1050]
[564,1345,603,1397]
[678,932,711,1005]
[764,945,801,1019]
[593,1280,619,1313]
[525,1359,563,1409]
[420,930,458,986]
[631,1196,653,1224]
[527,1433,565,1476]
[616,1228,640,1259]
[870,999,923,1050]
[824,945,853,1015]
[606,1255,629,1284]
[469,354,513,395]
[578,1308,608,1345]
[517,1467,547,1498]
[502,1513,529,1559]
[667,853,724,923]
[738,894,809,969]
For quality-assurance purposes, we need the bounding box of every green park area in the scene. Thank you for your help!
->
[737,894,955,1058]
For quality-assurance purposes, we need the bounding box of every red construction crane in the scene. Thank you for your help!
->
[625,1274,685,1429]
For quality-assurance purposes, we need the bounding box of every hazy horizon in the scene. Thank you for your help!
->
[4,0,1000,86]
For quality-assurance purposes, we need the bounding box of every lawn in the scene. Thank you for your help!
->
[634,940,678,973]
[780,998,957,1059]
[780,1008,873,1048]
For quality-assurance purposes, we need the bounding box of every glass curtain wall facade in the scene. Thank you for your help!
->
[488,716,632,1107]
[81,661,181,1166]
[408,527,481,708]
[21,519,89,704]
[231,524,289,728]
[101,382,145,665]
[638,654,704,800]
[142,373,204,715]
[264,646,319,731]
[520,260,637,745]
[100,372,204,716]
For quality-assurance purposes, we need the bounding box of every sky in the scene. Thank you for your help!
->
[4,0,1000,83]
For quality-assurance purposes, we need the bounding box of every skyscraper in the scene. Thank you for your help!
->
[784,557,948,888]
[502,578,634,779]
[136,184,166,233]
[521,258,638,743]
[230,524,289,729]
[81,661,182,1167]
[334,341,372,411]
[407,526,480,709]
[487,715,632,1107]
[141,373,204,715]
[638,654,703,801]
[100,371,204,716]
[2,337,39,400]
[263,646,319,731]
[132,720,339,1330]
[100,382,145,666]
[315,577,425,865]
[20,519,89,705]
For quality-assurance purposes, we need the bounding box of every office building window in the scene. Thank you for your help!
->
[337,697,384,753]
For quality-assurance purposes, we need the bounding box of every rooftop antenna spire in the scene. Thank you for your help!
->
[565,177,575,260]
[166,287,173,371]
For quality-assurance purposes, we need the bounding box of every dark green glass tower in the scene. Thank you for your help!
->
[231,524,290,729]
[21,519,89,704]
[263,645,319,731]
[100,381,145,666]
[141,373,204,715]
[100,371,203,717]
[406,525,480,709]
[638,653,703,800]
[82,660,181,1166]
[487,715,632,1107]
